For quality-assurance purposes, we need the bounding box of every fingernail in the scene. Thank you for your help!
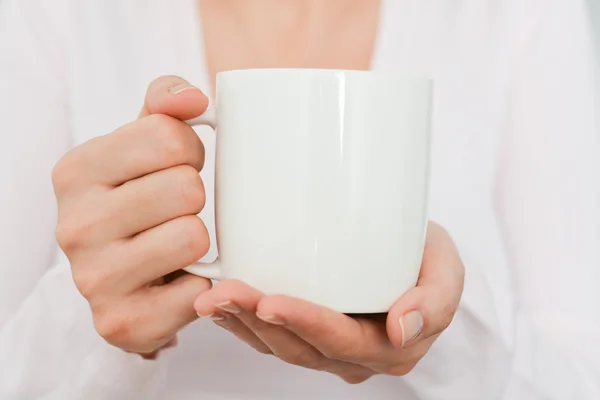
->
[256,313,286,326]
[168,83,199,95]
[213,318,229,329]
[215,300,241,314]
[399,310,423,347]
[197,312,226,321]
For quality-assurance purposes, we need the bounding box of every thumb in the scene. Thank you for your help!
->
[386,222,465,348]
[139,75,209,121]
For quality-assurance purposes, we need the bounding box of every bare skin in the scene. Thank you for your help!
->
[199,0,381,91]
[53,0,465,383]
[53,76,213,358]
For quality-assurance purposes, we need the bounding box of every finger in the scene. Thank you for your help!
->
[120,215,211,290]
[93,272,212,354]
[59,165,205,246]
[195,281,372,381]
[195,281,300,357]
[256,295,394,366]
[53,115,206,193]
[139,75,209,120]
[53,79,208,193]
[106,164,205,239]
[386,222,465,348]
[136,272,213,347]
[211,314,274,355]
[72,215,210,296]
[195,282,277,354]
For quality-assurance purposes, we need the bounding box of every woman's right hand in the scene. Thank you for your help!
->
[52,76,213,357]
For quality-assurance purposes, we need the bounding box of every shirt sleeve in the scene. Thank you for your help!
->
[0,1,167,399]
[399,1,600,399]
[495,0,600,398]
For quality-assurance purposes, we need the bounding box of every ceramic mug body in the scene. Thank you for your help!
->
[185,69,432,314]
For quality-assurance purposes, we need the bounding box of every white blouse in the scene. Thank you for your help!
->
[0,0,599,399]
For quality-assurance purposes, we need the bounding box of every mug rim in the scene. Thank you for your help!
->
[216,67,432,84]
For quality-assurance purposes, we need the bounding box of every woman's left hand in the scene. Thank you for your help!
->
[194,222,464,383]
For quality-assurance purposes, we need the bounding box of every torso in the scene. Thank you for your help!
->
[61,0,530,397]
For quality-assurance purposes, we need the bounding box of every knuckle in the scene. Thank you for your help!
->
[54,221,75,251]
[72,272,98,300]
[176,166,206,212]
[181,217,210,261]
[93,310,133,345]
[51,162,68,194]
[55,219,90,253]
[148,114,187,165]
[51,152,79,194]
[93,307,159,353]
[56,204,114,254]
[71,268,109,300]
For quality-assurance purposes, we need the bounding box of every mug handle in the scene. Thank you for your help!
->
[182,106,223,280]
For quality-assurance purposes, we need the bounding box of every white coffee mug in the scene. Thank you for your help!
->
[184,68,432,314]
